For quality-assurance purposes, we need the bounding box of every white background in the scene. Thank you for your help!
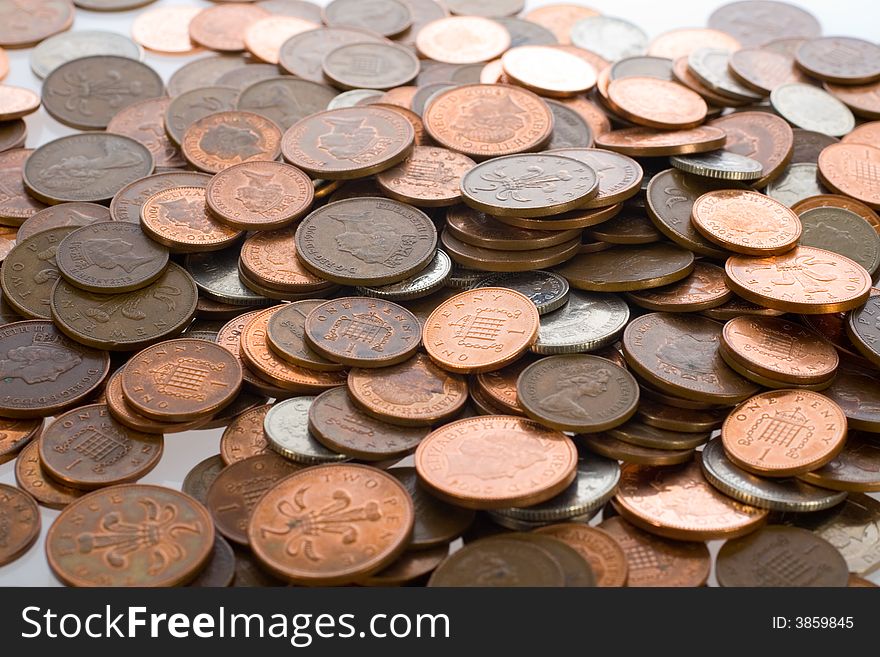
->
[0,0,878,586]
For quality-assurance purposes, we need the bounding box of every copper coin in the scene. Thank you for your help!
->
[308,386,427,460]
[265,300,343,371]
[15,440,83,509]
[545,98,593,149]
[817,143,880,210]
[105,369,205,435]
[544,149,642,210]
[416,16,509,64]
[501,45,596,97]
[38,403,163,490]
[303,297,420,368]
[841,122,880,147]
[207,452,301,545]
[372,103,429,146]
[323,42,419,91]
[166,55,249,97]
[798,432,880,493]
[516,354,638,433]
[110,171,211,224]
[0,320,109,419]
[474,353,537,414]
[598,516,709,587]
[414,415,577,509]
[47,484,214,587]
[722,315,838,385]
[522,4,597,44]
[848,296,880,368]
[826,81,880,120]
[141,186,243,253]
[164,86,239,147]
[18,203,109,243]
[701,296,786,322]
[824,357,880,432]
[585,206,661,245]
[376,146,475,207]
[0,416,42,464]
[796,37,880,85]
[441,229,580,273]
[188,534,236,588]
[237,77,338,132]
[239,306,348,392]
[294,197,436,286]
[724,246,872,314]
[716,526,849,587]
[606,77,707,130]
[0,0,73,48]
[106,97,185,170]
[131,6,202,55]
[579,432,695,466]
[534,523,627,587]
[1,226,75,319]
[608,419,709,451]
[728,47,808,95]
[595,126,725,157]
[636,397,726,433]
[0,149,46,224]
[361,544,449,586]
[554,243,695,292]
[792,194,880,229]
[708,1,819,49]
[448,207,581,251]
[0,483,39,567]
[722,389,847,477]
[423,84,553,159]
[622,312,760,405]
[220,404,271,465]
[182,111,281,175]
[648,27,740,60]
[0,86,39,123]
[244,16,319,64]
[205,161,314,231]
[282,106,414,179]
[423,287,539,374]
[709,111,794,186]
[792,128,839,163]
[189,4,269,52]
[248,463,413,584]
[122,339,242,422]
[626,262,732,312]
[278,27,387,83]
[239,228,329,293]
[323,0,410,36]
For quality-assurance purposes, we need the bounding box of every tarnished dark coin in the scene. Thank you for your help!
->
[303,297,420,368]
[579,432,695,466]
[791,129,839,164]
[585,207,661,245]
[186,248,271,307]
[110,171,211,223]
[0,120,27,153]
[0,149,45,225]
[201,388,268,430]
[622,312,760,404]
[282,106,415,179]
[506,533,596,587]
[18,202,110,242]
[441,229,580,273]
[475,271,570,315]
[0,0,74,48]
[0,416,42,465]
[56,222,169,293]
[279,27,387,83]
[636,396,726,433]
[716,526,848,587]
[215,64,281,91]
[182,454,225,505]
[323,0,412,37]
[627,262,731,312]
[236,77,337,131]
[50,262,197,351]
[825,358,880,433]
[188,535,236,588]
[517,354,638,433]
[42,56,163,130]
[361,544,449,586]
[308,386,427,460]
[15,440,83,510]
[265,299,344,371]
[709,111,793,185]
[708,1,819,48]
[141,186,243,253]
[294,197,436,286]
[1,226,77,319]
[167,55,250,97]
[609,421,709,451]
[323,42,419,91]
[182,111,282,174]
[106,97,185,169]
[23,134,154,205]
[206,160,314,231]
[0,484,39,566]
[207,452,301,545]
[554,243,694,292]
[533,290,629,354]
[544,99,593,149]
[847,296,880,367]
[121,338,242,422]
[376,146,475,208]
[428,535,565,587]
[164,86,239,146]
[220,404,271,465]
[798,432,880,493]
[38,403,163,490]
[798,206,880,274]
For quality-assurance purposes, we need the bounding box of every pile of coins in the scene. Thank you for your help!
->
[0,0,878,588]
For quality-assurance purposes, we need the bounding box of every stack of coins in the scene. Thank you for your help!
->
[0,0,878,589]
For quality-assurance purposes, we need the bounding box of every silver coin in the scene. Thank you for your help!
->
[494,456,620,523]
[31,30,143,79]
[264,396,350,464]
[570,16,647,62]
[411,82,458,116]
[447,264,484,289]
[669,151,764,180]
[700,438,847,513]
[358,249,452,300]
[798,206,880,275]
[610,55,674,81]
[185,249,272,307]
[237,77,339,131]
[687,48,763,102]
[765,162,828,206]
[474,270,570,315]
[545,99,593,150]
[770,82,856,137]
[326,89,384,109]
[487,509,597,531]
[495,17,558,48]
[532,290,629,354]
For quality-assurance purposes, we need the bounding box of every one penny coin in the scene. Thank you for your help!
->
[795,37,880,85]
[38,404,163,490]
[0,484,39,566]
[423,288,539,373]
[817,143,880,210]
[414,415,577,509]
[105,369,205,435]
[47,484,214,587]
[220,404,271,465]
[237,77,338,132]
[182,111,282,174]
[248,463,414,585]
[376,146,475,207]
[798,432,880,493]
[415,17,510,64]
[239,228,330,294]
[322,0,411,37]
[347,352,468,426]
[722,389,847,477]
[554,243,695,292]
[206,161,314,231]
[606,77,707,130]
[15,440,83,510]
[626,262,731,313]
[708,111,794,186]
[132,6,203,55]
[441,229,580,273]
[121,339,242,422]
[0,86,39,122]
[474,353,538,414]
[534,524,628,587]
[189,4,270,52]
[728,47,808,95]
[266,300,344,371]
[164,86,239,147]
[141,186,243,253]
[244,16,319,64]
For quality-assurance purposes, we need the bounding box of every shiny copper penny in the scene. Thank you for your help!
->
[248,463,413,584]
[722,315,838,385]
[38,403,163,490]
[595,126,726,157]
[817,143,880,210]
[534,523,627,587]
[47,484,214,587]
[722,389,847,477]
[626,262,732,313]
[423,84,553,159]
[207,452,301,545]
[15,440,82,510]
[182,111,282,175]
[122,339,242,422]
[105,369,205,435]
[415,415,578,509]
[622,312,760,405]
[501,45,596,97]
[598,516,709,587]
[614,460,768,541]
[709,111,794,186]
[606,77,707,130]
[0,483,39,566]
[239,228,329,293]
[691,189,801,255]
[132,6,202,55]
[189,4,269,52]
[205,161,313,231]
[0,416,42,465]
[376,146,475,207]
[347,352,467,426]
[141,187,242,254]
[423,288,539,374]
[308,386,427,460]
[554,243,695,292]
[244,16,319,64]
[220,404,271,465]
[282,106,415,179]
[724,246,872,314]
[416,16,510,64]
[826,81,880,121]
